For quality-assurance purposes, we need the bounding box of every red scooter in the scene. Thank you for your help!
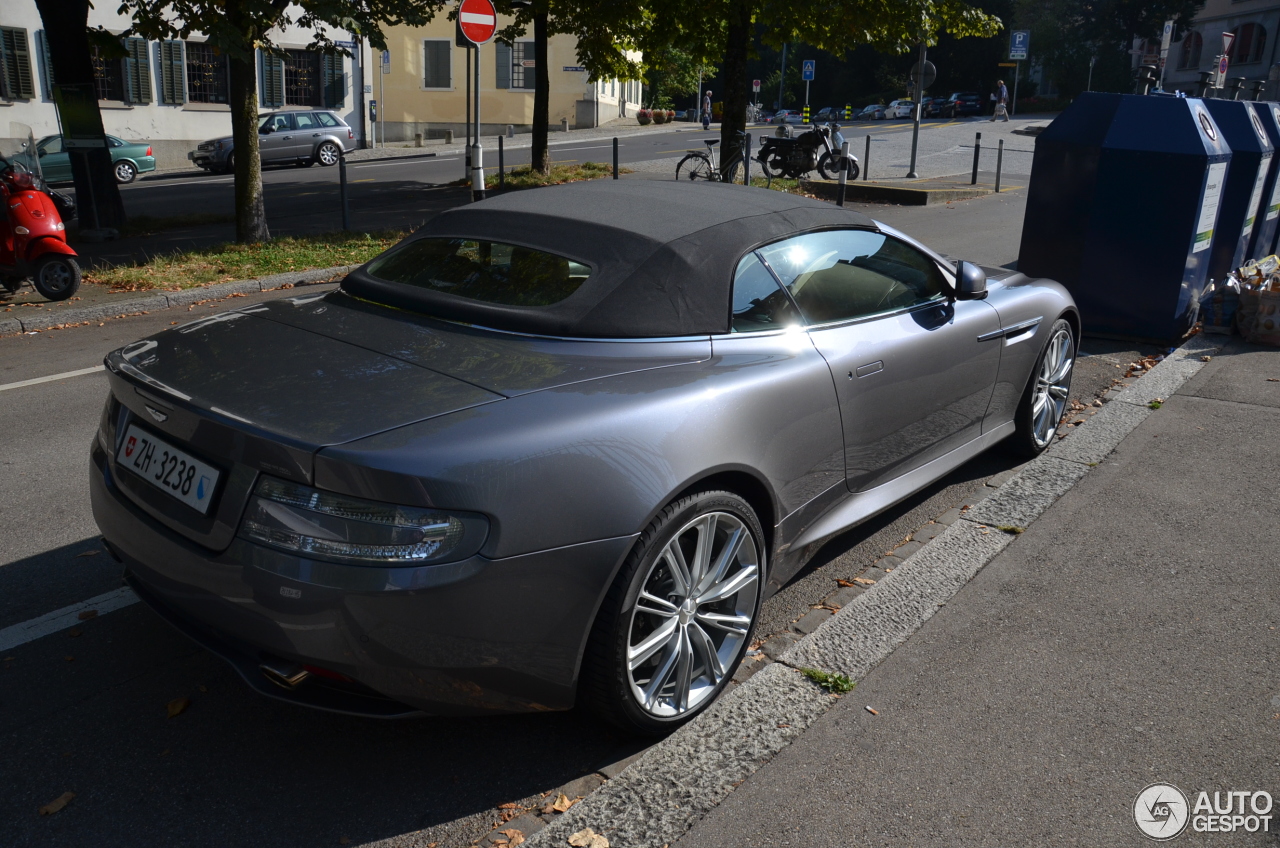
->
[0,124,81,301]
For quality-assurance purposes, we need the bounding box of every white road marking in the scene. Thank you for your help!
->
[0,587,139,653]
[0,365,105,393]
[354,156,459,168]
[548,144,617,152]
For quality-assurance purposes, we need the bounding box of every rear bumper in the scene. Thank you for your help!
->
[90,442,635,717]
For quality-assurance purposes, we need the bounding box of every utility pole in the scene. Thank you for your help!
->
[777,43,787,111]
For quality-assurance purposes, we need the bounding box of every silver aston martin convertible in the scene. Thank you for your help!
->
[91,180,1078,734]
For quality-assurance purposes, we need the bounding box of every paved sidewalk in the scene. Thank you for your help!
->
[673,337,1280,847]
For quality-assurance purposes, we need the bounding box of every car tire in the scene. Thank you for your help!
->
[31,254,81,302]
[221,153,235,175]
[1010,318,1075,457]
[579,490,765,735]
[315,142,341,167]
[114,161,137,184]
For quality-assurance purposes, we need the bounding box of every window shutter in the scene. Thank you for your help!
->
[124,37,151,104]
[495,41,510,89]
[36,30,55,98]
[259,49,283,107]
[158,40,185,104]
[322,53,345,108]
[0,27,36,100]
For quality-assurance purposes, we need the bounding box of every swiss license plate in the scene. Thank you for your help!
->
[119,422,221,514]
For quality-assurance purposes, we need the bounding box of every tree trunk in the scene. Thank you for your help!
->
[719,0,752,178]
[531,10,551,174]
[34,0,126,231]
[228,45,269,242]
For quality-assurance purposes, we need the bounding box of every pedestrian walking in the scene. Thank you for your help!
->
[990,80,1009,122]
[702,90,713,130]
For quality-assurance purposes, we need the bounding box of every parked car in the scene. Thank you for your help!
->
[920,96,943,118]
[886,100,916,119]
[858,104,886,120]
[941,92,984,118]
[92,179,1079,734]
[771,109,805,125]
[189,110,357,174]
[814,107,837,122]
[36,135,155,185]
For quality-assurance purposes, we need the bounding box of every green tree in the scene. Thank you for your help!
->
[493,1,645,174]
[644,46,716,110]
[121,0,449,243]
[648,0,1004,176]
[1017,0,1203,97]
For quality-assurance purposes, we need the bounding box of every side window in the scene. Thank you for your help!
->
[39,135,63,154]
[756,230,948,325]
[315,111,339,127]
[294,112,317,129]
[730,252,801,332]
[270,113,294,131]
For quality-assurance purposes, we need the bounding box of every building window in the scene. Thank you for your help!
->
[91,44,126,101]
[0,27,35,100]
[1229,23,1267,65]
[185,41,228,103]
[511,41,536,89]
[284,48,321,106]
[423,39,450,88]
[1178,31,1203,70]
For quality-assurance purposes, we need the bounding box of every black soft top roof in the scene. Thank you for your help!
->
[342,179,876,338]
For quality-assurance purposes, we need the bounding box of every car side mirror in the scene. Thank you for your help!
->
[37,149,45,157]
[955,261,988,300]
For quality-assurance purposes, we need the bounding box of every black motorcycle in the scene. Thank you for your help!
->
[755,122,859,182]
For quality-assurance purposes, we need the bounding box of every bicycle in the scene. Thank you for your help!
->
[675,131,751,184]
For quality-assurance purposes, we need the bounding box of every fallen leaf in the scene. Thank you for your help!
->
[38,792,75,816]
[568,829,609,848]
[75,550,100,558]
[166,697,191,718]
[67,628,82,638]
[852,577,876,586]
[543,792,576,814]
[77,610,98,621]
[776,723,790,728]
[64,655,75,662]
[1269,378,1279,382]
[835,578,857,588]
[197,684,208,693]
[498,828,525,846]
[497,803,520,810]
[339,838,351,846]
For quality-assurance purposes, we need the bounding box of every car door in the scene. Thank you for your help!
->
[292,112,322,159]
[259,113,296,162]
[36,136,71,183]
[756,229,1003,493]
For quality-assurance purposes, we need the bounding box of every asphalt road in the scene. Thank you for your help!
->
[2,145,1146,848]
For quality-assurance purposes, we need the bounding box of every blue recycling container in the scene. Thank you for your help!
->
[1019,92,1231,342]
[1202,99,1274,280]
[1250,101,1280,259]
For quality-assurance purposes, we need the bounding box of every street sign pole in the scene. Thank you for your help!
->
[1159,19,1174,90]
[907,42,926,178]
[1012,61,1020,117]
[778,43,787,111]
[458,0,497,202]
[473,44,484,201]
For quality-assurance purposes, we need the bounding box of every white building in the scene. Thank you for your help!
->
[0,1,367,166]
[1161,0,1280,94]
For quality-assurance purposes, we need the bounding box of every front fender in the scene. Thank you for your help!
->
[25,236,77,261]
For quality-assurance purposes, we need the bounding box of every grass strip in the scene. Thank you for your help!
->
[84,229,406,292]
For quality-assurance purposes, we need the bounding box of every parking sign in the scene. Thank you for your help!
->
[1009,30,1030,60]
[801,60,815,81]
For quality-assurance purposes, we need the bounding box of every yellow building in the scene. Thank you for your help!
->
[374,16,641,142]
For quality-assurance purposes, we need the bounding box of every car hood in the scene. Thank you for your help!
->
[106,307,503,450]
[252,289,713,398]
[197,135,234,147]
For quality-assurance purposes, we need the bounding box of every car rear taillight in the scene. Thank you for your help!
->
[145,146,152,157]
[348,129,354,139]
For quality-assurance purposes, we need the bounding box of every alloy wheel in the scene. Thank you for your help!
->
[317,143,340,166]
[114,161,137,184]
[1031,326,1074,447]
[626,511,759,718]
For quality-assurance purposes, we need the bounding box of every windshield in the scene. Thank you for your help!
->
[365,238,592,308]
[0,123,42,182]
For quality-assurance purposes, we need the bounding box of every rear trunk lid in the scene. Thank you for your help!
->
[104,308,501,551]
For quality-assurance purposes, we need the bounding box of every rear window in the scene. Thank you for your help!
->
[365,238,591,307]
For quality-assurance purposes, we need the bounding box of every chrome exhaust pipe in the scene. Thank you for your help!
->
[259,659,310,690]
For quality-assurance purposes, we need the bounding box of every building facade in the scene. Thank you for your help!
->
[0,1,364,167]
[1161,0,1280,94]
[373,16,640,143]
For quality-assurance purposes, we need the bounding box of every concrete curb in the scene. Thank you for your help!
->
[1,265,351,335]
[521,332,1229,848]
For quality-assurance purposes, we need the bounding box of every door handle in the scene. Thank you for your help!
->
[853,361,883,378]
[282,135,293,140]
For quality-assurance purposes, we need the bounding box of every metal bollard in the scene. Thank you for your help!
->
[836,140,850,207]
[864,135,870,180]
[561,118,569,133]
[613,137,619,179]
[338,150,350,231]
[995,138,1004,193]
[971,132,981,185]
[444,129,454,144]
[506,125,514,138]
[498,135,505,191]
[744,133,752,185]
[414,133,422,148]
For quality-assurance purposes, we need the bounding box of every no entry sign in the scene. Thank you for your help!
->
[458,0,497,45]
